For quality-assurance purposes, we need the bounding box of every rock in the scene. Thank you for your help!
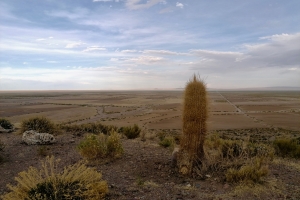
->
[22,130,55,145]
[0,125,14,133]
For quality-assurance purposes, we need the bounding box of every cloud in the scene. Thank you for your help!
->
[93,0,113,2]
[125,0,164,10]
[83,46,107,52]
[189,33,300,74]
[121,49,137,53]
[65,42,85,49]
[142,50,188,56]
[176,2,184,9]
[122,56,165,65]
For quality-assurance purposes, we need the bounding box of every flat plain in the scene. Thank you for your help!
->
[1,90,299,131]
[0,90,300,199]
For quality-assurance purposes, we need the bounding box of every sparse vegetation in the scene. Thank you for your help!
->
[60,122,117,135]
[2,156,108,200]
[273,138,300,158]
[0,118,14,130]
[77,130,123,160]
[159,136,175,148]
[225,158,269,183]
[120,124,141,139]
[20,116,56,134]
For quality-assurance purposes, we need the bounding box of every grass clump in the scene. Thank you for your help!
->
[60,122,117,134]
[159,136,175,148]
[77,130,123,160]
[120,124,141,139]
[2,156,108,200]
[200,134,273,183]
[226,158,269,183]
[0,118,14,130]
[20,116,56,134]
[273,138,300,158]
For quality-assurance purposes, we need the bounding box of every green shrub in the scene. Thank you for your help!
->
[159,136,175,148]
[0,118,14,129]
[77,130,123,160]
[121,124,141,139]
[273,138,300,158]
[20,116,56,134]
[2,156,108,200]
[225,158,269,183]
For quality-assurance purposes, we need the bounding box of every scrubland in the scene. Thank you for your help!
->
[0,90,299,199]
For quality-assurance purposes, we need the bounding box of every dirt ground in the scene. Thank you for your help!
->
[0,90,300,199]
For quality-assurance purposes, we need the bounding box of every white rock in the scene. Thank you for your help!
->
[22,130,55,145]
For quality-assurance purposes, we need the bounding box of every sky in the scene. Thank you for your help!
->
[0,0,300,90]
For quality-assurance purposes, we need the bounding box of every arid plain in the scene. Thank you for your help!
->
[0,90,300,199]
[1,90,299,131]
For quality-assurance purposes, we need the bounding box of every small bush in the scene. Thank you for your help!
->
[2,156,108,200]
[60,122,117,134]
[20,116,56,134]
[77,130,123,160]
[121,124,141,139]
[273,138,300,158]
[225,158,269,183]
[0,118,14,129]
[159,136,175,148]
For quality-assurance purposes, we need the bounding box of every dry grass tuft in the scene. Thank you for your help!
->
[198,134,274,183]
[77,130,123,160]
[273,138,300,158]
[159,136,175,148]
[120,124,141,139]
[2,156,108,200]
[60,122,117,135]
[20,116,57,134]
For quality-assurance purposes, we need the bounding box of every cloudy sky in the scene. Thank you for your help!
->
[0,0,299,90]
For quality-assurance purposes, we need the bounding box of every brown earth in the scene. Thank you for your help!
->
[0,90,300,199]
[1,129,300,199]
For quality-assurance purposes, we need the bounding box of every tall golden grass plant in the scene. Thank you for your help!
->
[2,156,108,200]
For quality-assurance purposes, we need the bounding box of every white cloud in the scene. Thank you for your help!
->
[142,49,188,56]
[125,0,164,10]
[121,49,137,53]
[83,46,107,52]
[65,42,85,48]
[176,2,184,9]
[123,56,165,65]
